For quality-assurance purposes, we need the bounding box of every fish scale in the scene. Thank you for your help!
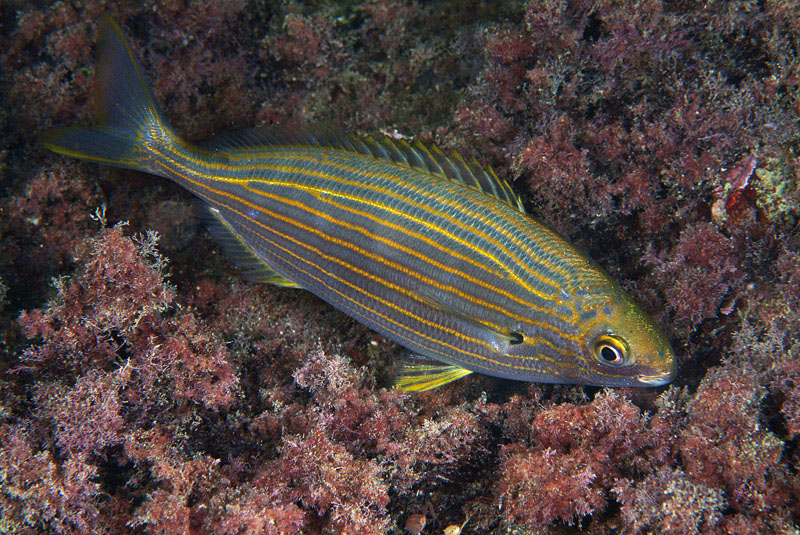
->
[41,15,677,391]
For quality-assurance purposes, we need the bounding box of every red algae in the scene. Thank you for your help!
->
[649,222,747,332]
[615,468,726,535]
[2,1,800,534]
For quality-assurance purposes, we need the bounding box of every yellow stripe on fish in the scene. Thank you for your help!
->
[40,15,677,391]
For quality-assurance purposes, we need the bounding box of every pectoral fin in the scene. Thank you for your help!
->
[417,291,523,346]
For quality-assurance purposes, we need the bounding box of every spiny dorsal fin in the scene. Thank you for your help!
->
[202,126,526,213]
[195,201,301,287]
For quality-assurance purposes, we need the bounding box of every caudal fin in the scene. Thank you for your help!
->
[40,15,175,176]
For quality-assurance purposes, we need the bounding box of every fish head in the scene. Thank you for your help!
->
[574,288,677,387]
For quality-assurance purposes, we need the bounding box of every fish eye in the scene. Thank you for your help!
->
[592,334,628,366]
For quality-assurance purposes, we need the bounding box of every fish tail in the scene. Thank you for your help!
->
[40,15,176,176]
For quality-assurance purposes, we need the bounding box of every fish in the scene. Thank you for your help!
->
[41,16,677,392]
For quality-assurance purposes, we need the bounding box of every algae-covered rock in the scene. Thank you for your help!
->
[755,157,799,226]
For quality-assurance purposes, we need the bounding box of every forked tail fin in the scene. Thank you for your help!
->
[40,15,176,176]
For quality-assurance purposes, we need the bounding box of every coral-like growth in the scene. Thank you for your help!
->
[497,445,603,526]
[679,366,792,518]
[37,370,124,458]
[494,390,671,528]
[616,468,726,535]
[281,425,391,535]
[648,222,746,332]
[18,225,237,409]
[0,426,105,535]
[0,162,100,306]
[18,225,173,373]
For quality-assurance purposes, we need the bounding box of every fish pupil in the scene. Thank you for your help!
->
[508,332,524,345]
[600,345,620,362]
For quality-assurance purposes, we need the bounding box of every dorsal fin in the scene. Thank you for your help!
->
[202,126,526,212]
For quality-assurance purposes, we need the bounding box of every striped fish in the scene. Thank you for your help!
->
[41,16,676,391]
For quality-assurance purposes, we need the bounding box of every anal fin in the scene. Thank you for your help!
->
[195,201,301,287]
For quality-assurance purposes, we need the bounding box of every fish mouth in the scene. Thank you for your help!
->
[637,367,677,386]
